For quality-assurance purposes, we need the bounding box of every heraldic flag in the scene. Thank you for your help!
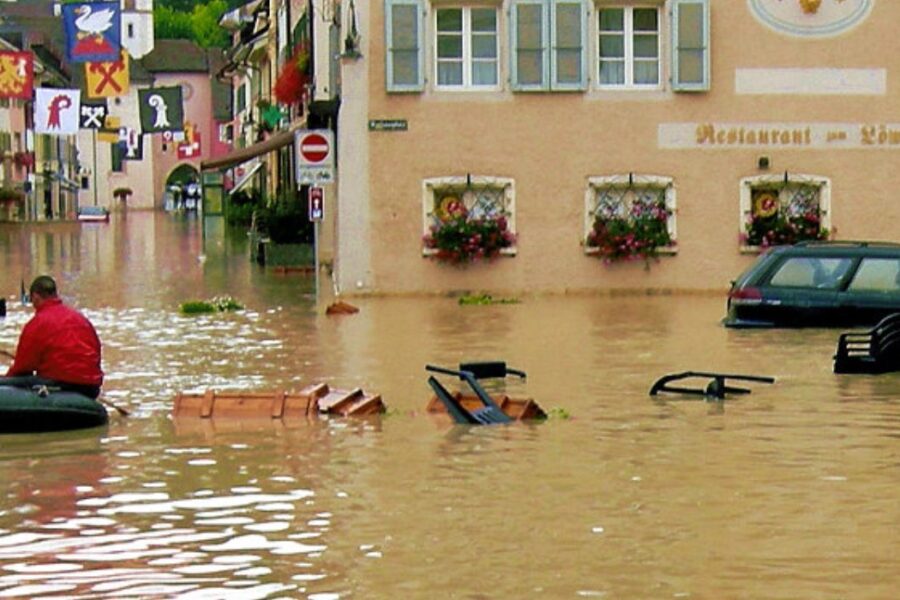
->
[0,51,34,100]
[35,88,81,135]
[85,50,129,98]
[63,1,122,64]
[138,87,184,134]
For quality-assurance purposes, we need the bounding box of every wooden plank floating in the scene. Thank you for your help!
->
[173,383,385,419]
[426,393,547,421]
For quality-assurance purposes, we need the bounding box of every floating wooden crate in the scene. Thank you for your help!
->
[426,393,546,421]
[173,383,385,419]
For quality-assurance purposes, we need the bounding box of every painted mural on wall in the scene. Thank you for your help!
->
[748,0,873,36]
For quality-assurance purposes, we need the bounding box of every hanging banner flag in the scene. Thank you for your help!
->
[85,50,129,98]
[34,88,81,135]
[0,51,34,99]
[79,100,108,129]
[63,1,122,64]
[97,115,121,143]
[138,86,184,134]
[178,132,202,160]
[118,127,142,160]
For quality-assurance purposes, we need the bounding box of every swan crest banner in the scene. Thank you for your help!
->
[63,1,122,63]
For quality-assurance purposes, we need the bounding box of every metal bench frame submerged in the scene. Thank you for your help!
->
[649,371,775,400]
[426,362,527,425]
[834,312,900,374]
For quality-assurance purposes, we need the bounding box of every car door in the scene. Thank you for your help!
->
[759,255,851,326]
[839,256,900,325]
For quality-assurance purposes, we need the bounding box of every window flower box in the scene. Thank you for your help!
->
[740,181,831,252]
[13,151,34,169]
[274,45,310,106]
[584,175,677,265]
[0,187,24,204]
[423,197,515,264]
[422,177,517,264]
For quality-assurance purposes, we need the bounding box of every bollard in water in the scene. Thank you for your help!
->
[0,297,5,317]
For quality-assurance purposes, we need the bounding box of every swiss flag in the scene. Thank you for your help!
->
[177,131,201,159]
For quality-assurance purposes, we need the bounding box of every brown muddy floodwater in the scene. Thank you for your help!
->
[0,212,897,599]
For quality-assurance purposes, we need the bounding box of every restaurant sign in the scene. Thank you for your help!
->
[748,0,873,37]
[659,123,900,150]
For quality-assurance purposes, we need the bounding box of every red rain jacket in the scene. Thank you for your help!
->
[5,297,103,386]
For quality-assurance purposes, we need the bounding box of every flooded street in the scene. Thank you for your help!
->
[0,212,897,599]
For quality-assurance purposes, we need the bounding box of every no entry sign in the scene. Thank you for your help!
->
[294,129,335,184]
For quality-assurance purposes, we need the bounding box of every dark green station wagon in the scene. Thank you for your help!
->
[723,241,900,328]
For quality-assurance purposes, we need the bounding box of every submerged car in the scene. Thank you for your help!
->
[724,241,900,328]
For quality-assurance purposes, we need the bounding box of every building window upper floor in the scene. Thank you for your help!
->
[385,0,709,94]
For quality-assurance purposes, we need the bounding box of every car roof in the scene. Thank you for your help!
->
[773,241,900,257]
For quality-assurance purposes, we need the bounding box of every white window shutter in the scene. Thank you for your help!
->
[385,0,425,92]
[510,0,549,91]
[672,0,710,92]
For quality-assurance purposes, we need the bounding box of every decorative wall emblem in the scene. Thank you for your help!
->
[748,0,873,37]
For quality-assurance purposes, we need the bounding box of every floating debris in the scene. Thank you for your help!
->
[458,293,520,306]
[180,296,245,315]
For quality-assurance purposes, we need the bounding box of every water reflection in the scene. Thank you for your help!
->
[0,213,897,598]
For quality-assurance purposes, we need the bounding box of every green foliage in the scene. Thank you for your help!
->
[154,6,193,41]
[586,201,673,264]
[226,190,262,227]
[744,211,829,247]
[180,296,244,315]
[424,214,516,264]
[546,407,572,420]
[458,294,520,306]
[154,0,230,48]
[256,193,313,244]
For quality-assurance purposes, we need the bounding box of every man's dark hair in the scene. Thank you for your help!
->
[29,275,58,297]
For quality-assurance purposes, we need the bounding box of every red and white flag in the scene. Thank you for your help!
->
[35,88,81,135]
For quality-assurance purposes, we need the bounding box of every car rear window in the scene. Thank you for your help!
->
[847,257,900,292]
[768,256,853,289]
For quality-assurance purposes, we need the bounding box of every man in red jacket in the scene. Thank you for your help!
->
[2,276,103,399]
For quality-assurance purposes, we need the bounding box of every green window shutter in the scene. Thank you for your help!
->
[551,0,587,90]
[672,0,709,92]
[510,0,549,91]
[385,0,425,92]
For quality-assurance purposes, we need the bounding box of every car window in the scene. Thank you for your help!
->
[768,257,853,289]
[847,258,900,292]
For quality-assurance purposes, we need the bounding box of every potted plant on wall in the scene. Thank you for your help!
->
[13,151,34,170]
[0,187,24,204]
[585,199,674,264]
[274,43,310,106]
[423,196,516,264]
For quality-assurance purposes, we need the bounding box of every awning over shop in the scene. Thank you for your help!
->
[200,127,296,171]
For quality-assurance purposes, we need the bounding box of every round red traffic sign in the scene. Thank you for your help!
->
[299,133,329,163]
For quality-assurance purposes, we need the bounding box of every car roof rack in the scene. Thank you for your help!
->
[649,371,775,400]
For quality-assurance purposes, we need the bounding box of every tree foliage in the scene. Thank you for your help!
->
[154,0,234,48]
